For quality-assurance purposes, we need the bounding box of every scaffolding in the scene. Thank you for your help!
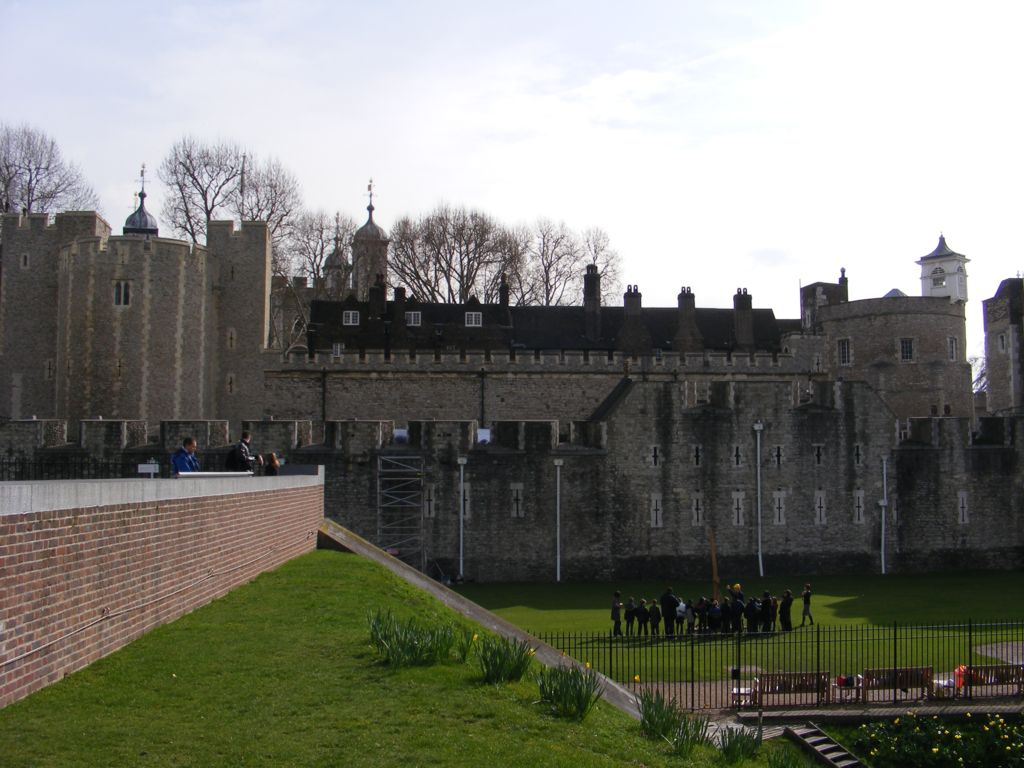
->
[376,454,424,570]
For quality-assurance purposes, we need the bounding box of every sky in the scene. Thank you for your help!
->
[3,0,1021,359]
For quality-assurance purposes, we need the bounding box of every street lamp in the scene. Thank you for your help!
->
[457,456,467,580]
[752,420,764,578]
[553,459,564,582]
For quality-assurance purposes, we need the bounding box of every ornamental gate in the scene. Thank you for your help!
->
[376,454,424,570]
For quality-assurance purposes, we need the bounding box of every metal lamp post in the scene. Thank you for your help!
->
[554,458,564,582]
[457,456,467,580]
[753,420,764,578]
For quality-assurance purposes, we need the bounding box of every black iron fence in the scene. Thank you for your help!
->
[533,621,1024,711]
[0,456,172,481]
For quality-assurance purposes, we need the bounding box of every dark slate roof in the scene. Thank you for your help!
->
[123,190,158,236]
[309,296,793,354]
[920,235,965,261]
[353,204,388,241]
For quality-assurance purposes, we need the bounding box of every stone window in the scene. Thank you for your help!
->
[691,492,704,525]
[460,482,472,520]
[115,359,123,379]
[648,445,660,467]
[406,311,421,327]
[899,337,915,362]
[423,483,436,518]
[227,328,237,350]
[854,444,862,465]
[813,444,824,466]
[731,491,745,526]
[853,489,865,524]
[772,489,785,525]
[732,445,742,467]
[20,253,29,270]
[465,311,483,327]
[957,490,968,525]
[948,336,958,361]
[650,493,663,528]
[814,490,827,525]
[44,359,54,380]
[226,373,235,395]
[773,445,783,468]
[113,280,131,306]
[510,483,524,518]
[837,338,851,366]
[693,445,702,467]
[814,353,822,372]
[342,310,360,326]
[999,333,1006,352]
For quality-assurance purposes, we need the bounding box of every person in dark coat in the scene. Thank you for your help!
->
[744,597,761,633]
[636,599,651,637]
[660,588,680,638]
[760,591,773,633]
[625,597,637,637]
[731,596,745,633]
[779,589,794,631]
[801,583,814,626]
[648,601,662,636]
[611,591,623,637]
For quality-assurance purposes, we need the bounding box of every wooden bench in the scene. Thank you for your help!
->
[752,672,831,707]
[965,664,1024,697]
[862,666,933,700]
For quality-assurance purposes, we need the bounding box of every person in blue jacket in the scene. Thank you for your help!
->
[172,437,201,474]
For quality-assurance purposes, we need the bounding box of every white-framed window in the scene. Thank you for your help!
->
[691,492,704,526]
[899,337,914,362]
[650,493,663,528]
[853,489,865,524]
[510,483,525,518]
[113,280,131,306]
[957,490,969,525]
[772,489,786,525]
[423,483,436,518]
[948,336,958,361]
[731,490,745,526]
[405,311,421,327]
[837,338,851,366]
[342,310,360,326]
[814,490,827,525]
[331,342,343,357]
[465,311,483,327]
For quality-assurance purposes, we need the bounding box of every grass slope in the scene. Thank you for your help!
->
[0,551,799,767]
[454,571,1024,634]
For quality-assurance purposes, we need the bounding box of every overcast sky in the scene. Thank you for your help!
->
[3,0,1020,357]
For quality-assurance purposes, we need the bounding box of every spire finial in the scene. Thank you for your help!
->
[366,178,375,217]
[138,163,147,201]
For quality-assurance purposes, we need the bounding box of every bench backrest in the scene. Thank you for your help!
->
[759,672,829,694]
[966,664,1023,685]
[863,666,933,689]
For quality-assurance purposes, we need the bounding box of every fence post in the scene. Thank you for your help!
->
[816,624,822,704]
[608,631,614,682]
[689,633,695,711]
[892,621,898,706]
[967,619,973,700]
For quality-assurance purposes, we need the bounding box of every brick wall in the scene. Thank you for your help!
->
[0,471,324,708]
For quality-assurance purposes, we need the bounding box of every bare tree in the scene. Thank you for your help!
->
[158,137,242,244]
[526,218,584,306]
[582,226,623,304]
[288,210,356,295]
[0,123,98,215]
[483,224,533,305]
[388,204,505,303]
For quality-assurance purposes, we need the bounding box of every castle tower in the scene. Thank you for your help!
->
[917,235,969,302]
[351,181,389,301]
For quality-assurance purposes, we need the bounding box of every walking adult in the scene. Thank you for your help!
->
[226,430,263,473]
[171,436,200,474]
[800,583,814,627]
[611,591,623,637]
[660,588,680,638]
[779,589,794,631]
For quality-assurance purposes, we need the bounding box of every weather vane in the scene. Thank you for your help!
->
[367,178,374,207]
[140,163,146,192]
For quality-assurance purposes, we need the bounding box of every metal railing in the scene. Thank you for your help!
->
[533,620,1024,711]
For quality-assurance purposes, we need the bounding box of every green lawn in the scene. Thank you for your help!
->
[0,551,804,767]
[454,571,1024,634]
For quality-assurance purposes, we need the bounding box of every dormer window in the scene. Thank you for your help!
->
[405,311,421,327]
[343,310,360,326]
[465,311,483,327]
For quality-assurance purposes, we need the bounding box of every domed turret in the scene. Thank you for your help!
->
[123,165,159,236]
[351,180,389,301]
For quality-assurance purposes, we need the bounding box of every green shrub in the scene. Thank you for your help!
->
[671,713,714,758]
[636,688,684,741]
[718,724,762,764]
[454,626,478,663]
[367,610,456,667]
[475,635,536,684]
[767,747,811,768]
[535,664,604,721]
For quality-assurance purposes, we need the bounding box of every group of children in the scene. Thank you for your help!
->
[611,583,813,637]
